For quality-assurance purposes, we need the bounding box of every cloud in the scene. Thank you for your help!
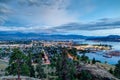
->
[52,18,120,31]
[0,25,57,34]
[0,16,7,24]
[0,3,13,25]
[1,18,120,35]
[0,0,78,26]
[0,0,95,26]
[1,0,120,35]
[18,0,77,26]
[19,0,69,9]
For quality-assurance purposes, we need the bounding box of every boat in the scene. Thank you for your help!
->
[103,54,112,58]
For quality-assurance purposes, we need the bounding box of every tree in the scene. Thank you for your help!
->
[56,48,77,80]
[92,58,96,64]
[79,70,93,80]
[36,54,46,79]
[114,60,120,79]
[81,53,89,63]
[109,68,113,74]
[27,50,35,77]
[6,48,30,80]
[68,48,77,56]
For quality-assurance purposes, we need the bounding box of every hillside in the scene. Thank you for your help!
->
[77,64,119,80]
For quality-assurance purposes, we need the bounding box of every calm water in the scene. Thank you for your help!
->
[76,40,120,65]
[85,52,120,65]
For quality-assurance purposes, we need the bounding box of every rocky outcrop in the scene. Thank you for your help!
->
[76,64,119,80]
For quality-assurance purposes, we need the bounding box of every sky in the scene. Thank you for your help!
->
[0,0,120,36]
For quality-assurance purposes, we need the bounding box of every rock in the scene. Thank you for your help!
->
[76,64,119,80]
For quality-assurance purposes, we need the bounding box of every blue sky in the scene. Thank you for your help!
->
[0,0,120,36]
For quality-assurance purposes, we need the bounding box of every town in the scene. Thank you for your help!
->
[0,40,120,80]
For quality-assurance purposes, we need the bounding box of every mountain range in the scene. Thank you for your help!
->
[0,31,120,41]
[87,35,120,42]
[0,31,86,40]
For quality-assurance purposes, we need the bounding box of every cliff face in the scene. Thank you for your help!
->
[76,64,119,80]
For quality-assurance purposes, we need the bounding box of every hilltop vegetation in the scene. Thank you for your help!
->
[1,47,119,80]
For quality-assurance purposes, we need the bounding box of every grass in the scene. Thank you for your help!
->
[0,59,8,70]
[96,62,115,71]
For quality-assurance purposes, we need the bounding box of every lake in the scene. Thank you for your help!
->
[76,40,120,65]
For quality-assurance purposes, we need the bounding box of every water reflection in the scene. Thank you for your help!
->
[77,40,120,65]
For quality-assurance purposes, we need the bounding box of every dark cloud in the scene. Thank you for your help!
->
[53,18,120,31]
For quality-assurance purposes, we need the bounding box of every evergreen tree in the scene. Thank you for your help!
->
[36,54,46,79]
[6,48,30,80]
[27,50,35,77]
[56,48,76,80]
[109,68,113,74]
[79,70,93,80]
[92,58,96,64]
[114,60,120,79]
[68,48,77,56]
[81,53,89,63]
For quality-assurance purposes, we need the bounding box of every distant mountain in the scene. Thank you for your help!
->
[87,35,120,42]
[0,31,120,41]
[0,31,86,40]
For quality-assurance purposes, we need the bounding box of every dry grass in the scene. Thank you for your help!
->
[0,60,8,70]
[96,62,115,70]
